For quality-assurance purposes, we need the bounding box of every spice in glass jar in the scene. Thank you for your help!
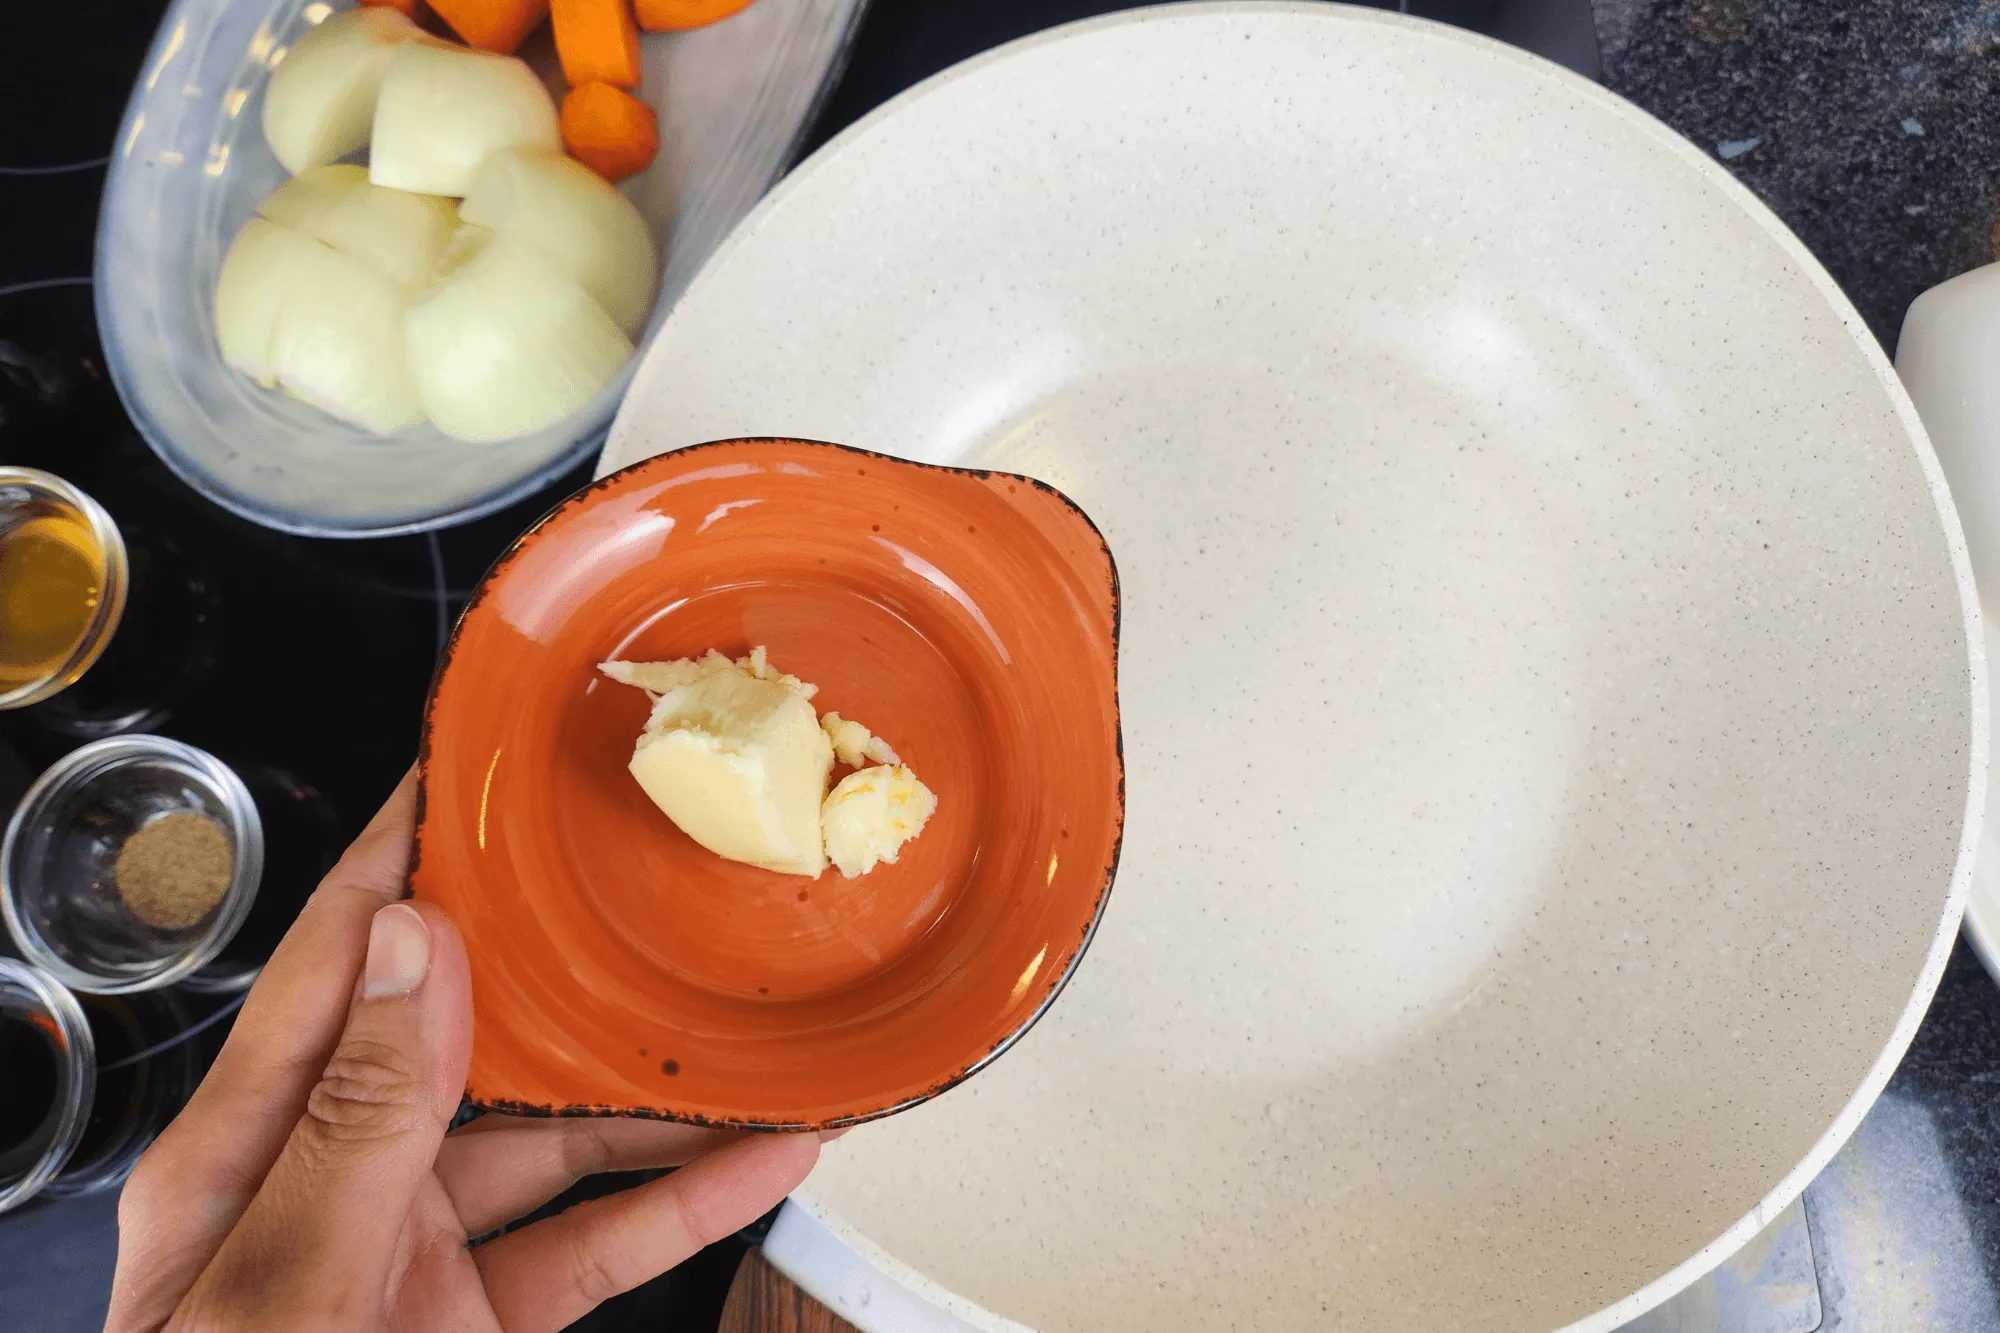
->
[113,812,233,929]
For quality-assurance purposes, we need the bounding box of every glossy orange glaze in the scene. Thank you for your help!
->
[413,439,1122,1127]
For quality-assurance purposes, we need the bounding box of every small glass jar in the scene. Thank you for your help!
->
[40,988,198,1200]
[2,736,264,994]
[0,957,94,1215]
[0,468,129,712]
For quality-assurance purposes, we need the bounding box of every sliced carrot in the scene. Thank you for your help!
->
[551,0,641,90]
[428,0,550,53]
[359,0,421,15]
[632,0,753,32]
[561,82,659,182]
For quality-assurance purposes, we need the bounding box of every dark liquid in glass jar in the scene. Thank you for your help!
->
[0,1014,59,1158]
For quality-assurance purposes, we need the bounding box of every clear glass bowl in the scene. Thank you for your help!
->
[94,0,866,538]
[0,958,94,1215]
[40,988,200,1200]
[2,737,265,994]
[0,468,129,712]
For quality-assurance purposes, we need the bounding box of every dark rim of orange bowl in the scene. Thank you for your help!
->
[409,436,1125,1131]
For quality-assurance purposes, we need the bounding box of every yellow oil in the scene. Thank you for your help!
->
[0,507,104,692]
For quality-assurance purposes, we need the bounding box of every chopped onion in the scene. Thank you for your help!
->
[256,163,369,231]
[433,220,496,281]
[405,246,633,442]
[259,166,459,288]
[215,219,425,434]
[369,43,560,197]
[459,149,658,335]
[262,7,424,176]
[214,219,296,386]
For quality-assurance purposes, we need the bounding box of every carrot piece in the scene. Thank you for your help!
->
[428,0,550,53]
[359,0,420,15]
[632,0,753,32]
[561,82,659,182]
[551,0,642,89]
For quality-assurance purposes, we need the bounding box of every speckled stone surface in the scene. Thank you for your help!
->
[1594,0,2000,348]
[600,6,1982,1330]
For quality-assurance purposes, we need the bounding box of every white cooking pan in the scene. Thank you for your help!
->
[601,5,1986,1329]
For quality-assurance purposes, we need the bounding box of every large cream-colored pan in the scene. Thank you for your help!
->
[601,6,1985,1329]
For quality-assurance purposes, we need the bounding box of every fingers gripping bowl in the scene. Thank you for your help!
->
[411,439,1123,1127]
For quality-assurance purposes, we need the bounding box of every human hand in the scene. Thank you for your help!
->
[105,770,821,1332]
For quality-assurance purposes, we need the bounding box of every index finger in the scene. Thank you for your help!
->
[171,767,422,1189]
[473,1133,822,1333]
[112,768,421,1322]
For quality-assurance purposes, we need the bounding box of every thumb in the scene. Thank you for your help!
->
[179,902,471,1325]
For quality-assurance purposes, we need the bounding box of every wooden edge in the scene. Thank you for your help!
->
[719,1246,864,1333]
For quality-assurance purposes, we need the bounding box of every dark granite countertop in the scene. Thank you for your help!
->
[1597,0,2000,347]
[4,2,2000,1330]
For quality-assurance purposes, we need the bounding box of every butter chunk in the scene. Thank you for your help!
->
[601,648,816,700]
[602,652,833,876]
[821,711,900,768]
[822,766,937,879]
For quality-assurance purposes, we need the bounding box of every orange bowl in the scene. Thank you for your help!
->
[411,439,1123,1127]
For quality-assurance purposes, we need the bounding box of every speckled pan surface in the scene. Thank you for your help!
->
[600,5,1986,1331]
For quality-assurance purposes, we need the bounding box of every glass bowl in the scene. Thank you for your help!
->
[0,958,94,1215]
[0,468,129,712]
[2,737,265,994]
[39,988,200,1200]
[94,0,865,537]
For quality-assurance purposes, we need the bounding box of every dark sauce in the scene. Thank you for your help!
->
[0,1014,59,1158]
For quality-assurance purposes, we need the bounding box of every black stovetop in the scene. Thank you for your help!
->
[5,1,2000,1330]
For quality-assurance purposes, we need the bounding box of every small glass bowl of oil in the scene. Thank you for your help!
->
[2,736,265,995]
[0,468,129,711]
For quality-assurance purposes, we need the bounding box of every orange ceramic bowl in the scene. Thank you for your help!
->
[412,439,1122,1127]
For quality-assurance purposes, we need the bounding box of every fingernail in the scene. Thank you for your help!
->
[365,903,431,998]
